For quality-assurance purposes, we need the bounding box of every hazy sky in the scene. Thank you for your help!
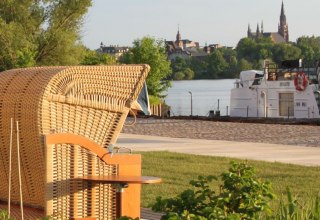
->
[82,0,320,50]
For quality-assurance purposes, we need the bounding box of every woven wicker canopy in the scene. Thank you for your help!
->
[0,65,149,208]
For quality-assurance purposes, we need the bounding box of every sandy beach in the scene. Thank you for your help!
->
[122,118,320,148]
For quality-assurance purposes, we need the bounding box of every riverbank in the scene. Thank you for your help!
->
[122,117,320,147]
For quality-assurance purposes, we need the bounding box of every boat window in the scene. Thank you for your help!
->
[252,74,263,85]
[277,71,293,80]
[279,93,294,117]
[268,72,277,81]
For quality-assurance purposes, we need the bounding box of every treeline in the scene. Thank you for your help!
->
[1,1,320,98]
[170,36,320,80]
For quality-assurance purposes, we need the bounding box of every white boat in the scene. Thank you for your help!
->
[230,59,320,119]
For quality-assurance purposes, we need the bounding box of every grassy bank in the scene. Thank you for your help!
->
[139,151,320,207]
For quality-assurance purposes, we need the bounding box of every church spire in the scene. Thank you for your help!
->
[278,1,289,42]
[256,23,260,39]
[247,23,252,37]
[176,24,181,42]
[280,1,287,26]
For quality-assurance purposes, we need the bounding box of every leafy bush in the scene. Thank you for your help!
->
[153,161,275,219]
[149,95,163,105]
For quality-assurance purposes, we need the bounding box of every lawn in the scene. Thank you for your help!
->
[139,151,320,208]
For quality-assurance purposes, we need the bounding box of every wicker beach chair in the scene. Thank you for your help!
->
[0,65,150,219]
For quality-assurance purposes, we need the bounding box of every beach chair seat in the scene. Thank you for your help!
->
[0,65,149,219]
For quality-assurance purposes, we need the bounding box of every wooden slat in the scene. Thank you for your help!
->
[76,175,162,184]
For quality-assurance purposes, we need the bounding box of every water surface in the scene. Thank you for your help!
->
[164,79,235,116]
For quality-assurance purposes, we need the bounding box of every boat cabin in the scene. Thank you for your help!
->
[230,59,320,119]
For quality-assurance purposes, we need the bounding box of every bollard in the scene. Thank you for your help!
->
[247,106,249,118]
[208,110,214,118]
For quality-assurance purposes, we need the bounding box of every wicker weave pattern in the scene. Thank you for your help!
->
[46,143,117,219]
[0,65,149,209]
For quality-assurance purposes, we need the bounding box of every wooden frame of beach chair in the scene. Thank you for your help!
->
[45,132,156,219]
[0,65,150,219]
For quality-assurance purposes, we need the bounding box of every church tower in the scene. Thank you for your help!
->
[175,25,183,48]
[247,24,252,38]
[278,1,289,42]
[176,28,181,42]
[256,23,261,39]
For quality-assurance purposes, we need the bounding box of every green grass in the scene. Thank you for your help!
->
[139,151,320,208]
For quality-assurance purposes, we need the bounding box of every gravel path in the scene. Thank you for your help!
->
[122,118,320,147]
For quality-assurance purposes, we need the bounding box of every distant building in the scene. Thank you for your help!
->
[203,44,222,54]
[247,1,289,43]
[98,42,129,59]
[165,28,204,60]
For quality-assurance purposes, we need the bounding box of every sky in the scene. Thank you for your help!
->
[81,0,320,50]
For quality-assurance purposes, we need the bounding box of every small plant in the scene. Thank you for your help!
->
[41,215,54,220]
[0,209,14,220]
[219,161,275,219]
[152,161,275,219]
[118,216,139,220]
[272,187,320,220]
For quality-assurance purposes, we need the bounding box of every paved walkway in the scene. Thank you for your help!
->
[117,133,320,166]
[119,118,320,166]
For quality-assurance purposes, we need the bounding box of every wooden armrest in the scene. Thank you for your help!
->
[75,175,162,184]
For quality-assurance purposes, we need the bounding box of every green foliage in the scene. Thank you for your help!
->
[271,44,301,64]
[183,68,195,80]
[152,161,275,219]
[173,71,185,80]
[172,35,319,79]
[170,57,195,80]
[207,49,229,79]
[190,58,208,79]
[120,37,172,98]
[237,58,253,72]
[0,209,14,220]
[220,161,275,219]
[295,36,320,67]
[0,210,55,220]
[149,95,163,105]
[236,38,258,63]
[41,216,53,220]
[236,37,303,69]
[270,188,320,220]
[118,216,139,220]
[81,50,117,65]
[0,0,92,71]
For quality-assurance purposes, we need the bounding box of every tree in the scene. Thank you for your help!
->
[81,50,117,65]
[296,36,320,66]
[183,68,194,80]
[272,43,301,64]
[171,56,188,73]
[226,56,238,78]
[236,38,258,63]
[170,57,195,80]
[190,57,208,79]
[238,58,253,72]
[173,71,185,80]
[207,49,228,79]
[219,47,239,78]
[0,0,92,71]
[120,37,172,98]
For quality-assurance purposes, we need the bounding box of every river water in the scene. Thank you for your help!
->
[163,79,235,116]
